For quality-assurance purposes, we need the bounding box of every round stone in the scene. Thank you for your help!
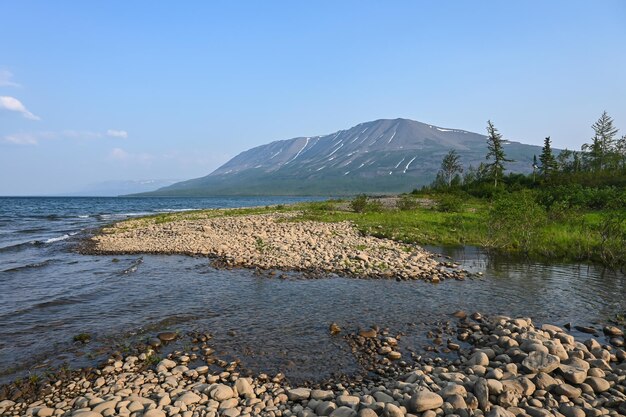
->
[409,390,444,413]
[157,332,177,342]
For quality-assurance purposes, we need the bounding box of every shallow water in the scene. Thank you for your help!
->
[1,197,625,384]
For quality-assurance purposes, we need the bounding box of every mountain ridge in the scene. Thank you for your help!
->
[134,118,544,196]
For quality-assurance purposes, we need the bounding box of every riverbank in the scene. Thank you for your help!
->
[86,209,468,282]
[2,313,625,417]
[85,195,625,269]
[296,197,625,267]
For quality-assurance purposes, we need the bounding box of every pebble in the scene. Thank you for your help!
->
[329,406,357,417]
[157,332,177,342]
[92,211,463,281]
[287,388,311,401]
[409,390,444,412]
[585,377,610,393]
[2,314,625,417]
[311,390,334,401]
[143,410,166,417]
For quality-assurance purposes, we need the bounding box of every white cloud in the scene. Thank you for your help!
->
[2,133,38,145]
[108,148,154,164]
[106,129,128,138]
[0,96,40,120]
[110,148,130,160]
[0,70,20,87]
[61,130,103,139]
[1,129,130,145]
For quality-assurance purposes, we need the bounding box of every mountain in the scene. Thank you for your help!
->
[138,118,544,196]
[66,179,181,197]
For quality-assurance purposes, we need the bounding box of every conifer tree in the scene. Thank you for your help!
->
[539,136,558,178]
[582,111,619,171]
[485,120,512,187]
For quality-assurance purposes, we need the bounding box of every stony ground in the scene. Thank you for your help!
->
[88,212,465,282]
[2,314,625,417]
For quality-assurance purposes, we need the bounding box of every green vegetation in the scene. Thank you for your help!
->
[293,197,487,246]
[349,194,383,213]
[412,114,626,267]
[73,333,92,343]
[145,353,161,366]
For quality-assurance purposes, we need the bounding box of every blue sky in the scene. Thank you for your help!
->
[1,1,625,195]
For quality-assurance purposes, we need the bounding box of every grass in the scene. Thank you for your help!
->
[145,353,161,366]
[293,197,488,246]
[292,196,625,266]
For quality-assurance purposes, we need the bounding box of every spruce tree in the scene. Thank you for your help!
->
[583,111,619,171]
[485,120,512,187]
[539,136,558,178]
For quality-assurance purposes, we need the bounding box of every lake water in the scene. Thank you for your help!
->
[1,197,625,384]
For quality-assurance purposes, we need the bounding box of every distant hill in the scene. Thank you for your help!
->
[136,118,544,196]
[66,179,180,197]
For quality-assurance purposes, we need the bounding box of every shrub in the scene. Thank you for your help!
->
[487,190,547,252]
[350,194,369,213]
[536,185,626,210]
[350,194,383,213]
[437,194,464,212]
[396,195,419,211]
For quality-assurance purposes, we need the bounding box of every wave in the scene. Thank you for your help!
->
[159,208,196,213]
[2,259,54,273]
[97,212,152,220]
[15,227,48,234]
[43,231,79,244]
[0,240,40,254]
[44,234,70,243]
[0,294,88,321]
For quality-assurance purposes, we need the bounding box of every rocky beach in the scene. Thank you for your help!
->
[3,202,625,417]
[87,211,466,282]
[2,313,625,417]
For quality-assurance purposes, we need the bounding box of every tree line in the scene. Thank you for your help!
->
[433,111,626,190]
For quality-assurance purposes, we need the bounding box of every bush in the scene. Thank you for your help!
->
[350,194,383,213]
[487,190,547,252]
[350,194,369,213]
[536,185,626,210]
[396,195,419,211]
[437,194,464,212]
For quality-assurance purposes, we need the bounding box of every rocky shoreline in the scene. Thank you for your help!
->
[2,313,625,417]
[86,211,468,282]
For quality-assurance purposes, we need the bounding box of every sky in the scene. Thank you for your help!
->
[1,1,625,195]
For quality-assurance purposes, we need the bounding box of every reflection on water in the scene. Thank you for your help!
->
[428,245,626,325]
